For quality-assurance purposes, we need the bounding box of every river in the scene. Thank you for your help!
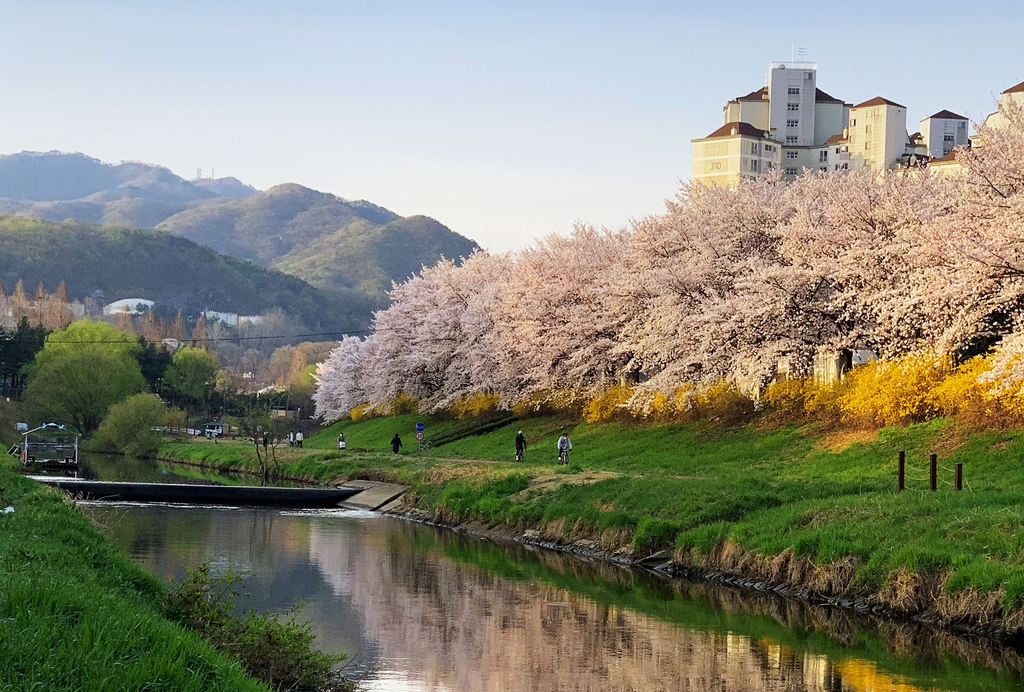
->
[77,454,1024,691]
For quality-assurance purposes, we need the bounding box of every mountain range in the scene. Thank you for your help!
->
[0,216,377,334]
[0,151,478,297]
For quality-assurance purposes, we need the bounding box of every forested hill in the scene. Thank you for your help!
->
[0,216,381,332]
[157,183,480,296]
[0,152,480,297]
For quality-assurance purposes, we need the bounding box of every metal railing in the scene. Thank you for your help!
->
[420,411,515,449]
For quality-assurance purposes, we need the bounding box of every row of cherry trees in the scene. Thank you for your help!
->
[315,103,1024,420]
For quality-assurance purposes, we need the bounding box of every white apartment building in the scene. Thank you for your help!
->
[692,62,963,186]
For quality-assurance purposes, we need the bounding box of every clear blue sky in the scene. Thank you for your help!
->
[1,1,1021,251]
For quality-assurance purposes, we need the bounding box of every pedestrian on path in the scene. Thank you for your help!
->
[515,430,527,461]
[338,432,346,450]
[288,431,295,447]
[391,433,403,454]
[296,430,304,448]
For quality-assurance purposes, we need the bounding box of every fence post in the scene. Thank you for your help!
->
[955,462,963,491]
[898,450,905,492]
[929,453,937,492]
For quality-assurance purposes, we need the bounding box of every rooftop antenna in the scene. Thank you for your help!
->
[791,42,795,63]
[796,46,809,63]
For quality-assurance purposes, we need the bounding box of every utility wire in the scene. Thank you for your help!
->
[31,330,373,345]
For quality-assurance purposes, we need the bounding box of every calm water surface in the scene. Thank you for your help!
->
[83,501,1024,692]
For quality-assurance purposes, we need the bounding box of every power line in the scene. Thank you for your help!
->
[26,330,373,345]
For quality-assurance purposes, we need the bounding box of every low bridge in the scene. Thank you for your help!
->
[28,477,407,511]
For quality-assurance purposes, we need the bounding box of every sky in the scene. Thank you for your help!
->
[1,0,1023,252]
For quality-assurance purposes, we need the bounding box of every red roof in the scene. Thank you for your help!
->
[1002,80,1024,95]
[928,109,967,120]
[699,121,770,140]
[825,133,847,144]
[731,86,768,103]
[852,96,906,110]
[815,88,845,104]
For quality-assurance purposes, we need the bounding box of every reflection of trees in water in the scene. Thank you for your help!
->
[308,520,1024,692]
[89,505,1024,692]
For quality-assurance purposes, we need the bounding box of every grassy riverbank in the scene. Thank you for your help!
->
[159,414,1024,631]
[0,458,273,691]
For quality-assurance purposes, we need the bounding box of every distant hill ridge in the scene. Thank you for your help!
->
[0,215,379,333]
[0,151,479,297]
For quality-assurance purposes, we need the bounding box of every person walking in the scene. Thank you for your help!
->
[288,431,295,448]
[338,432,346,450]
[514,430,527,462]
[557,433,572,465]
[391,433,403,454]
[295,430,304,448]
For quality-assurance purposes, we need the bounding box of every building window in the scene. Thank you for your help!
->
[750,159,760,173]
[788,87,800,95]
[819,166,827,172]
[943,134,955,143]
[764,144,774,153]
[864,124,871,134]
[787,119,799,127]
[786,136,798,144]
[787,103,799,111]
[865,142,871,150]
[851,118,857,126]
[819,150,828,162]
[786,151,799,159]
[835,148,841,154]
[785,167,798,175]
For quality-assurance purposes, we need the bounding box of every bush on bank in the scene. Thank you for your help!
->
[0,459,347,691]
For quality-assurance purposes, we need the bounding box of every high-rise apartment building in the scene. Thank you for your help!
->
[692,62,964,187]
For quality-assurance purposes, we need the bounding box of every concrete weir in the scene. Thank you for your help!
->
[29,477,362,507]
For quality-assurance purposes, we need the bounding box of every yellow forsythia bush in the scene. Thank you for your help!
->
[690,381,755,424]
[449,392,501,419]
[349,402,375,421]
[763,377,843,425]
[582,384,633,423]
[839,352,948,427]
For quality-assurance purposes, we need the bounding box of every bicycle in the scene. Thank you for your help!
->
[557,448,569,465]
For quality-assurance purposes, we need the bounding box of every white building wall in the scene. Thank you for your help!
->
[768,63,817,146]
[725,99,770,130]
[813,102,847,147]
[920,116,968,158]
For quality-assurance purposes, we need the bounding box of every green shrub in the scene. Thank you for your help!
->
[94,393,171,457]
[165,563,350,692]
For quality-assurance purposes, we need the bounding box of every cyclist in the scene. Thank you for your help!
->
[515,431,527,461]
[557,433,572,465]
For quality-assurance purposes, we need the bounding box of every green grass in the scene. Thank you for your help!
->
[0,459,270,691]
[158,414,1024,614]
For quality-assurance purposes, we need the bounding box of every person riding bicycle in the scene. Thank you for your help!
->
[557,433,572,465]
[515,431,527,461]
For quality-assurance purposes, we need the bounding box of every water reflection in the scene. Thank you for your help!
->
[84,503,1024,691]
